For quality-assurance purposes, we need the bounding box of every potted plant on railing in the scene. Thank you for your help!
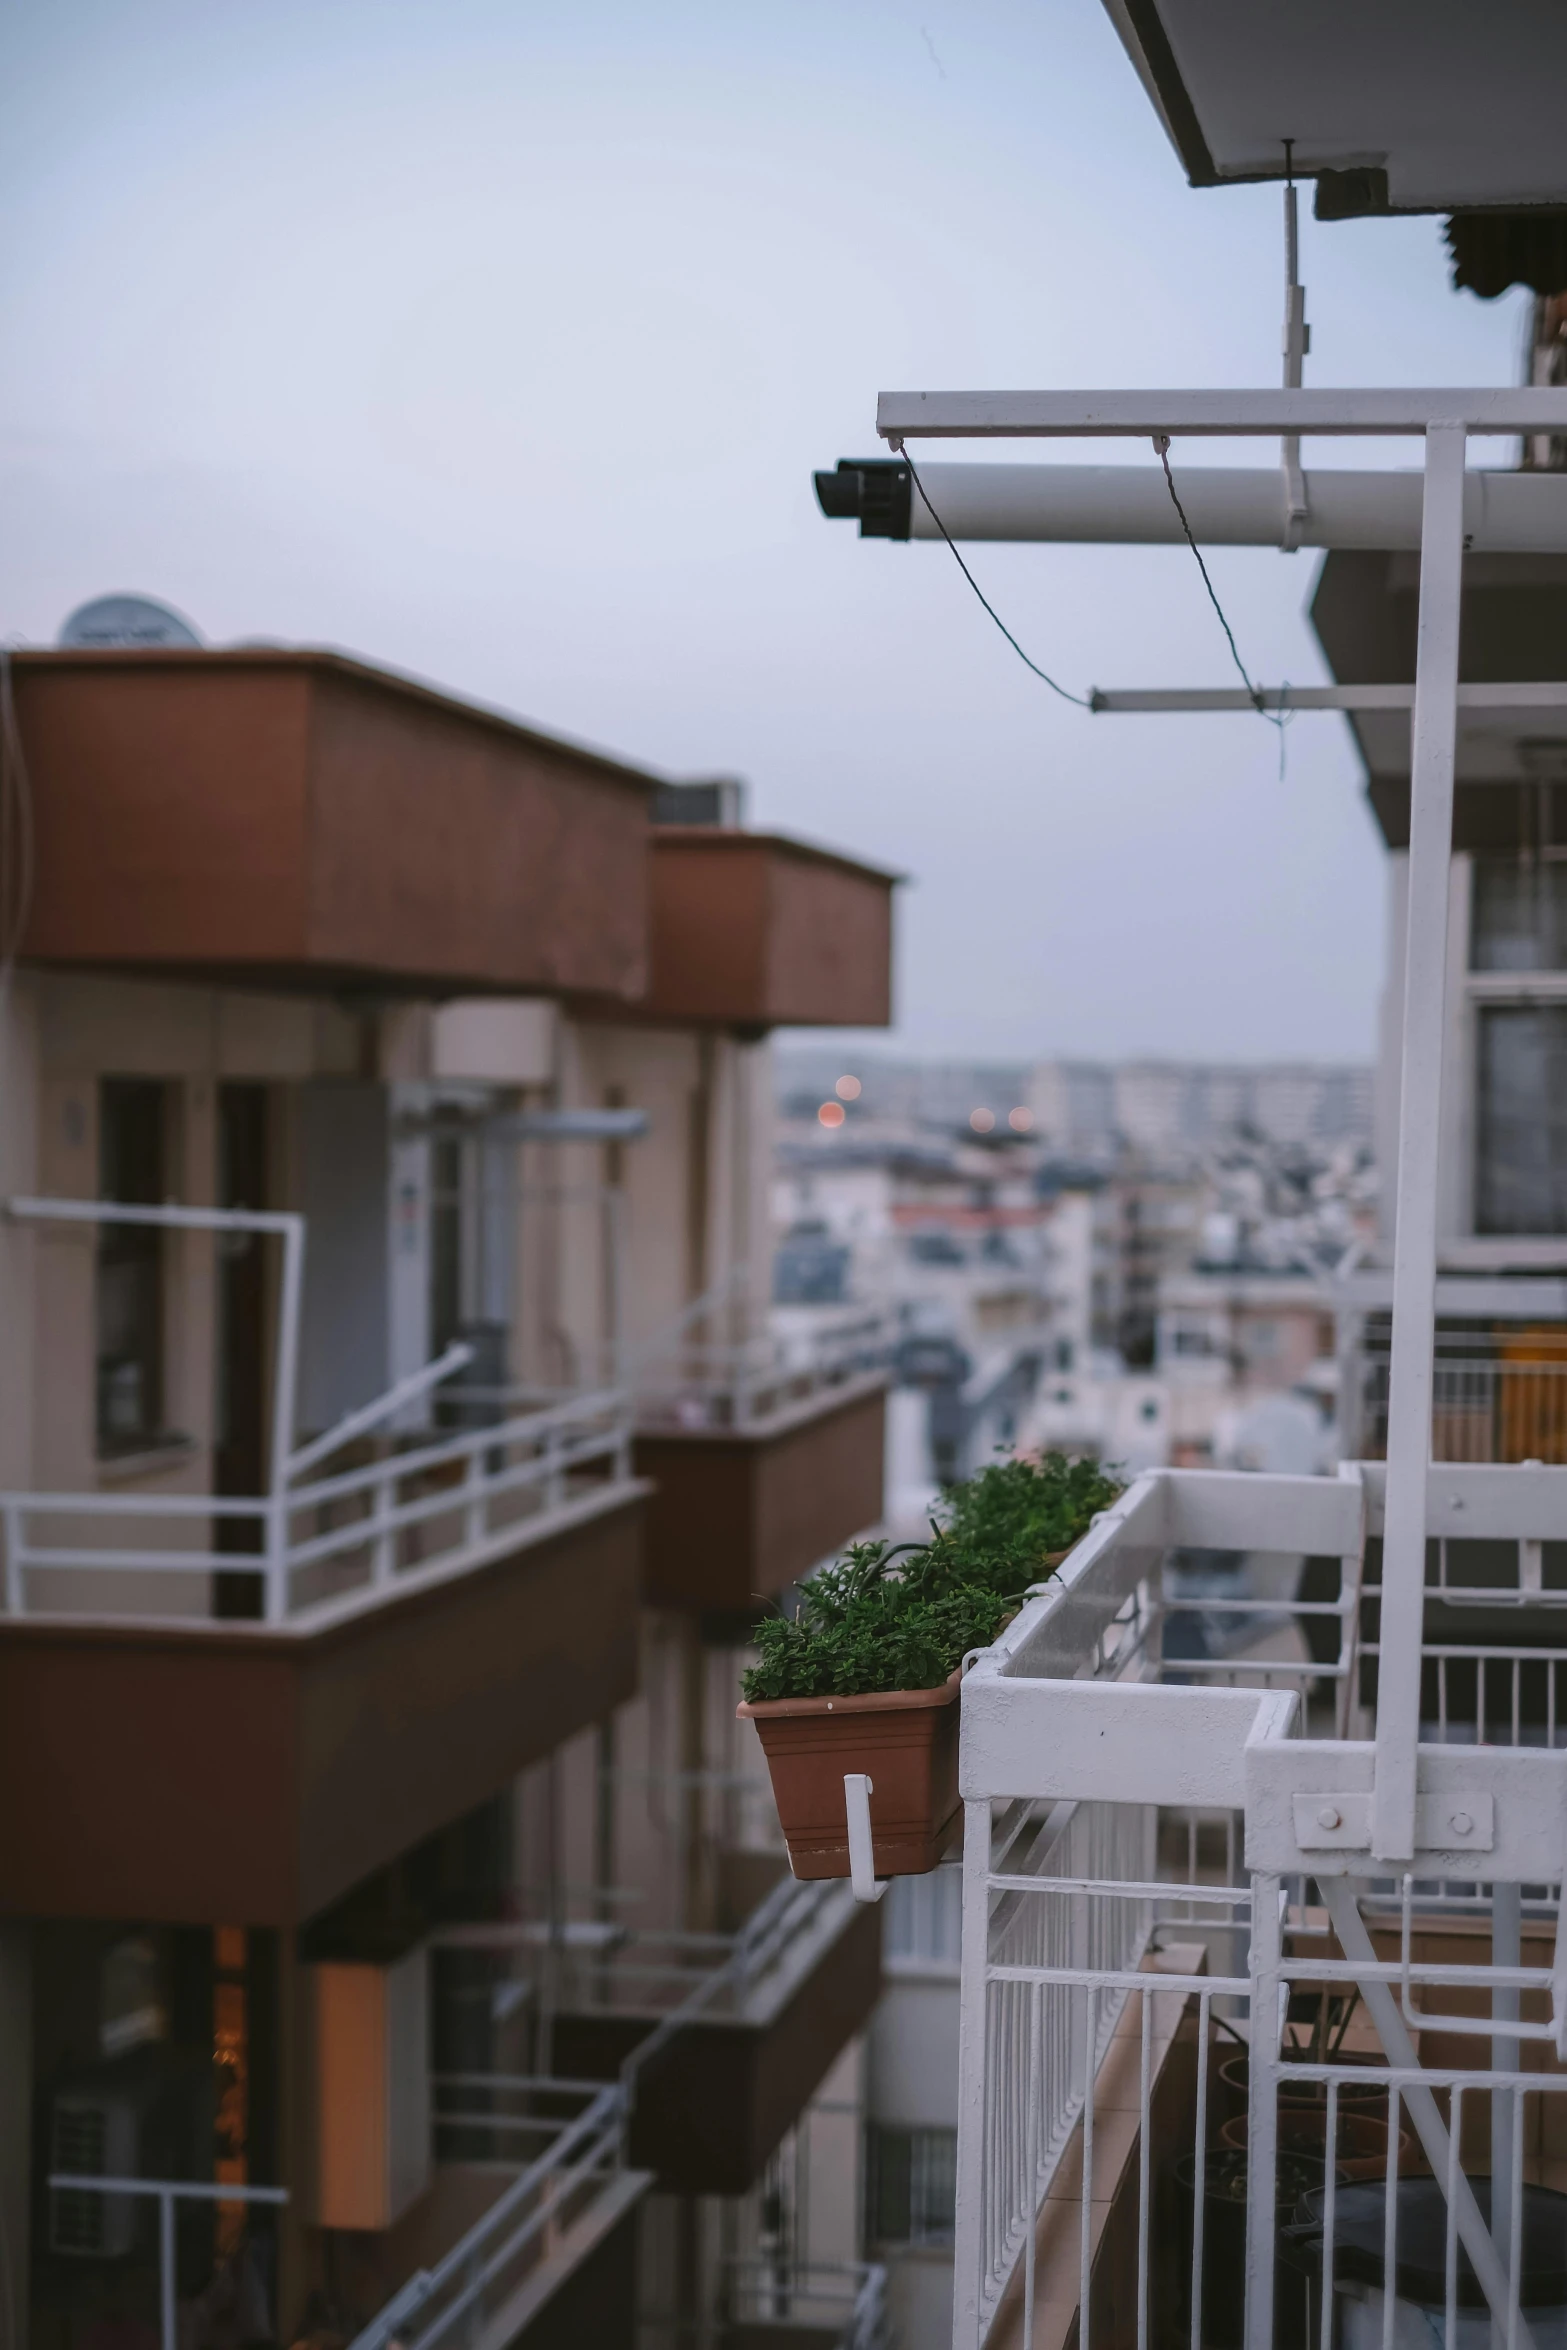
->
[737,1453,1123,1880]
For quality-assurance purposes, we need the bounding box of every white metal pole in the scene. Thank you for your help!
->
[1242,1873,1282,2350]
[266,1217,306,1623]
[3,1501,21,1614]
[1371,421,1468,1865]
[1492,1879,1522,2336]
[1317,1878,1531,2349]
[951,1795,992,2350]
[159,2188,176,2350]
[1281,179,1307,535]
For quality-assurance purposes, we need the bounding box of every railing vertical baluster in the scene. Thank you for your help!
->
[3,1501,23,1614]
[1321,2079,1338,2350]
[158,2191,177,2350]
[1244,1872,1281,2350]
[463,1445,485,1547]
[952,1798,992,2350]
[265,1494,288,1622]
[1136,1986,1152,2350]
[1079,1984,1097,2350]
[1190,1989,1210,2350]
[1447,2086,1463,2350]
[371,1461,395,1587]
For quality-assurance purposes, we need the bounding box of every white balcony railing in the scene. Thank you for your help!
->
[952,1462,1567,2350]
[0,1195,639,1626]
[351,1875,866,2350]
[1,1385,631,1624]
[630,1305,891,1432]
[1353,1330,1567,1466]
[347,2081,626,2350]
[720,2260,890,2350]
[487,1292,891,1435]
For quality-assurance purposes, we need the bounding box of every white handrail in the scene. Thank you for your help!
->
[345,2085,624,2350]
[2,1387,634,1623]
[285,1342,475,1480]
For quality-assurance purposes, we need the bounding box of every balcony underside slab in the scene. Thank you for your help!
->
[0,1489,645,1925]
[551,1899,884,2194]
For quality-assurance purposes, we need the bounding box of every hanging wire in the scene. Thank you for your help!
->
[1153,435,1295,778]
[898,447,1094,708]
[898,437,1296,773]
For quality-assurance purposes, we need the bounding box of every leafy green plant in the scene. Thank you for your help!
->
[935,1453,1123,1586]
[739,1452,1124,1703]
[740,1538,1017,1702]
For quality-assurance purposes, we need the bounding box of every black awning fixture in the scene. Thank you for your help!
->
[812,457,912,540]
[1446,210,1567,300]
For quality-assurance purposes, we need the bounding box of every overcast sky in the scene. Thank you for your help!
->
[0,2,1529,1063]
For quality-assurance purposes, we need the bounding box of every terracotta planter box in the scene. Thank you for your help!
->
[736,1670,962,1880]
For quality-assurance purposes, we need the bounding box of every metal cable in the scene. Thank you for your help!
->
[899,448,1094,707]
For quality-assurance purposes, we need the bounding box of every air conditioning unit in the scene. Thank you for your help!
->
[50,2093,139,2257]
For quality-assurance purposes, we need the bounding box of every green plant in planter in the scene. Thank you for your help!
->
[739,1537,1018,1702]
[935,1452,1124,1585]
[738,1452,1125,1705]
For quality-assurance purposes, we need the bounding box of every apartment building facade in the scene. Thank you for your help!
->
[0,644,897,2350]
[1313,551,1567,1463]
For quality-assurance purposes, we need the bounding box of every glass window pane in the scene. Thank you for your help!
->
[866,2125,956,2247]
[1476,1006,1567,1234]
[96,1080,166,1451]
[868,2126,912,2243]
[910,2128,957,2244]
[1472,859,1567,972]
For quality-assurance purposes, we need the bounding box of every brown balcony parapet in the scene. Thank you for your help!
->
[11,648,655,999]
[641,827,898,1031]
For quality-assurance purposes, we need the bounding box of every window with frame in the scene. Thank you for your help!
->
[1471,855,1567,974]
[1471,833,1567,1236]
[1476,1005,1567,1235]
[95,1080,170,1454]
[865,2124,957,2248]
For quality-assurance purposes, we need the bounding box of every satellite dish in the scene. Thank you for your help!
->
[58,594,203,650]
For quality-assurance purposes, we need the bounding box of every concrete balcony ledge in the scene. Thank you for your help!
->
[547,1879,885,2193]
[633,1372,888,1615]
[0,1481,647,1925]
[11,648,654,1000]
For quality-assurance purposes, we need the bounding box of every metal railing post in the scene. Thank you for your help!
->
[371,1463,395,1587]
[3,1500,22,1614]
[158,2188,176,2350]
[951,1796,992,2350]
[1374,419,1468,1863]
[463,1446,485,1547]
[1242,1872,1282,2350]
[264,1496,288,1623]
